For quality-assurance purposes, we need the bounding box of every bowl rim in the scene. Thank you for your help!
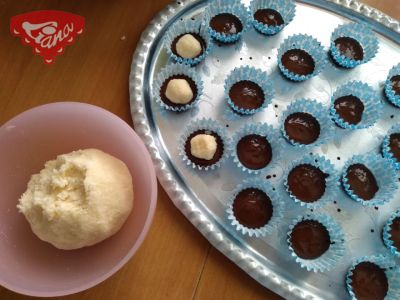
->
[0,101,158,297]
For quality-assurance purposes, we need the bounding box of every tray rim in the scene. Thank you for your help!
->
[129,1,400,299]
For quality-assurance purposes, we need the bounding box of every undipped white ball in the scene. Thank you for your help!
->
[190,134,217,160]
[165,79,194,104]
[175,34,202,59]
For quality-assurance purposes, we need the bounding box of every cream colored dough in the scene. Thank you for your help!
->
[17,149,134,250]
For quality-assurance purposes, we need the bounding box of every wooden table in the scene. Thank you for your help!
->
[0,1,398,299]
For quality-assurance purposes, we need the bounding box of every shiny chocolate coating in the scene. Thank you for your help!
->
[334,95,364,125]
[284,112,320,145]
[389,133,400,162]
[287,164,327,203]
[254,9,284,27]
[237,134,272,170]
[281,49,315,76]
[334,37,364,61]
[350,262,388,300]
[389,217,400,251]
[233,188,273,229]
[289,220,330,259]
[390,75,400,96]
[346,164,378,200]
[229,80,265,110]
[210,13,243,35]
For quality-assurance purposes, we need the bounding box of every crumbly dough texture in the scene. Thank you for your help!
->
[190,134,217,160]
[17,149,134,250]
[176,34,202,59]
[165,79,194,104]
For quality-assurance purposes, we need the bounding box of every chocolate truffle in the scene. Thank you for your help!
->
[185,130,223,167]
[281,49,315,76]
[388,216,400,252]
[160,75,197,108]
[390,75,400,96]
[254,9,284,27]
[284,112,320,145]
[349,262,388,300]
[334,95,364,125]
[289,220,330,259]
[210,13,243,36]
[236,134,272,170]
[229,80,265,110]
[345,164,378,201]
[389,133,400,162]
[334,37,364,61]
[232,188,273,228]
[287,164,327,203]
[171,33,206,59]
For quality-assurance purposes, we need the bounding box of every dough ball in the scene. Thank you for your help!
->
[176,34,202,59]
[190,134,217,160]
[17,149,134,250]
[165,78,194,104]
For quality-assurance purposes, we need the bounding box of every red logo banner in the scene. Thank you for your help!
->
[11,10,85,64]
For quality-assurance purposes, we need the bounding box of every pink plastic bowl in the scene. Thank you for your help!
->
[0,102,157,297]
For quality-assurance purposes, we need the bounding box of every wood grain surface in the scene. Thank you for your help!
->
[0,1,398,299]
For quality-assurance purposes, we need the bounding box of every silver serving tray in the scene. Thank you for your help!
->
[129,1,400,299]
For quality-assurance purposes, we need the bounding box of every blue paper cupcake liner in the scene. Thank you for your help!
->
[383,210,400,258]
[230,123,282,175]
[382,123,400,170]
[330,22,379,69]
[330,81,382,129]
[284,154,339,209]
[226,178,284,237]
[164,19,212,66]
[153,64,204,112]
[203,0,249,43]
[385,63,400,107]
[281,99,334,149]
[179,118,229,171]
[287,214,345,272]
[224,66,274,115]
[341,153,398,207]
[277,34,327,81]
[222,104,246,121]
[249,0,296,35]
[346,255,400,300]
